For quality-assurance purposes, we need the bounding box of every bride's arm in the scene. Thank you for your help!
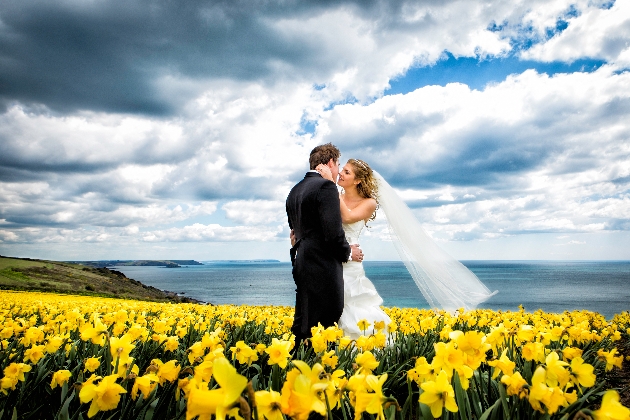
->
[339,196,377,224]
[315,163,377,224]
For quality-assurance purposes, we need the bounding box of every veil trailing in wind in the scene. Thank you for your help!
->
[374,172,497,312]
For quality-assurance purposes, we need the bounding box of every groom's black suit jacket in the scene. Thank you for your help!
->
[286,172,351,341]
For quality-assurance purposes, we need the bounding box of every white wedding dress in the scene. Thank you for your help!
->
[338,220,391,339]
[336,173,497,338]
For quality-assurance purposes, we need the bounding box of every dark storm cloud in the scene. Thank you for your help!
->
[0,0,397,114]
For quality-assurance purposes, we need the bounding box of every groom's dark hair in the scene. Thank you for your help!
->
[309,143,340,170]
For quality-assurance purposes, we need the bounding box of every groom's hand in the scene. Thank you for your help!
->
[350,244,363,262]
[290,229,296,247]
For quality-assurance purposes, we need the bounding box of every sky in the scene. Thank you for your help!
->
[0,0,629,262]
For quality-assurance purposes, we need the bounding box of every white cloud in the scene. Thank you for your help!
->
[141,223,284,242]
[1,0,629,260]
[522,0,630,65]
[222,200,286,225]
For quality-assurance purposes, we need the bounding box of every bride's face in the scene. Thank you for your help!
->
[338,163,358,189]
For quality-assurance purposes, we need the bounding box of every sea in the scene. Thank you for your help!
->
[110,261,630,319]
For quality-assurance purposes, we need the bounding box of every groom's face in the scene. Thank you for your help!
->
[329,158,340,182]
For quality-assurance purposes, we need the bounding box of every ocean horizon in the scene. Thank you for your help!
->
[111,260,630,319]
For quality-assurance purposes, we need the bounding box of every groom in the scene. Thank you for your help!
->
[286,143,363,344]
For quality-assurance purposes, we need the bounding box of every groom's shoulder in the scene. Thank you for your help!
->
[296,172,325,185]
[289,173,329,195]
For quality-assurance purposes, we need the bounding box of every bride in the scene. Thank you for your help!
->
[317,158,391,339]
[316,158,496,339]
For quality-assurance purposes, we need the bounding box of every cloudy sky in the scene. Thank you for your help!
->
[1,0,629,262]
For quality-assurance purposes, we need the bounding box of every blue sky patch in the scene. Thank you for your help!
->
[385,53,606,94]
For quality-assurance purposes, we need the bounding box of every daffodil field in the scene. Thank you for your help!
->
[0,291,629,420]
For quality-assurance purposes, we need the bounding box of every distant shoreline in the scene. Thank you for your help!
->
[64,259,204,268]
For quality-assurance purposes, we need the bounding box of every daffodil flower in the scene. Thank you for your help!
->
[79,374,127,418]
[51,369,72,389]
[593,390,630,420]
[255,390,284,420]
[419,370,458,418]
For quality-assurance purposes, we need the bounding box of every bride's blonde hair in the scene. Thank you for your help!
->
[347,158,378,222]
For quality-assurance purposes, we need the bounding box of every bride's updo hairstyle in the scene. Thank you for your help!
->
[348,158,378,222]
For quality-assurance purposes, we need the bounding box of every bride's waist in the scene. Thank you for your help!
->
[343,261,363,266]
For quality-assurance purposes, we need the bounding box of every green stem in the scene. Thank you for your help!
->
[324,391,333,420]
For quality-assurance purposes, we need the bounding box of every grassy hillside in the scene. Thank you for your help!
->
[0,255,202,303]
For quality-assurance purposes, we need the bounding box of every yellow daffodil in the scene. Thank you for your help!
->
[230,340,259,365]
[373,320,386,332]
[186,357,248,420]
[85,357,101,372]
[322,325,342,343]
[280,360,329,420]
[321,349,338,369]
[109,333,135,361]
[593,390,630,420]
[45,335,66,353]
[516,324,536,342]
[420,370,458,418]
[407,356,437,385]
[488,349,515,379]
[112,356,138,378]
[265,337,292,368]
[339,336,353,348]
[544,351,570,388]
[357,319,371,332]
[131,373,159,400]
[164,336,179,352]
[3,362,32,381]
[79,374,127,418]
[355,335,375,352]
[597,348,624,372]
[255,390,284,420]
[432,341,465,374]
[20,327,44,346]
[501,371,528,398]
[51,369,72,389]
[569,357,596,388]
[185,383,221,420]
[449,330,489,369]
[188,341,206,364]
[156,359,180,384]
[355,351,379,374]
[354,373,388,420]
[0,376,18,394]
[326,370,347,410]
[527,365,571,414]
[522,341,546,363]
[79,318,108,346]
[528,367,549,413]
[562,346,583,361]
[24,344,45,364]
[310,332,328,353]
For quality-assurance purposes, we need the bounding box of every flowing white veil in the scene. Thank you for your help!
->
[374,171,497,312]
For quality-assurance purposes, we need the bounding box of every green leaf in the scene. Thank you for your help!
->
[497,382,509,418]
[57,390,75,420]
[478,398,501,420]
[60,381,69,405]
[455,373,474,420]
[143,398,159,420]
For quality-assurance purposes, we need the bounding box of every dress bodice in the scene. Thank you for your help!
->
[342,220,364,245]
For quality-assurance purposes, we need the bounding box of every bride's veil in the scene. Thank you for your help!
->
[374,171,497,312]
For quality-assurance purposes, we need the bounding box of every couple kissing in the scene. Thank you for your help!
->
[286,143,391,344]
[286,143,497,345]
